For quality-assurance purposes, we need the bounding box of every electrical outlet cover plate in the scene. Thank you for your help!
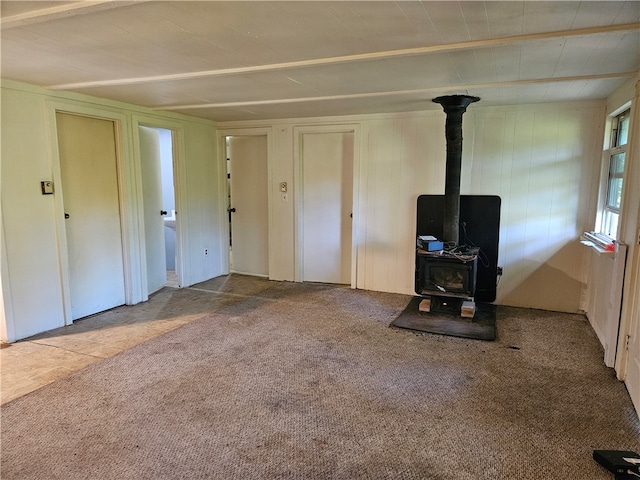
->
[41,181,54,194]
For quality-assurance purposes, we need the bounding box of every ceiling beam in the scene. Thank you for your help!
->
[47,22,640,91]
[0,1,148,29]
[155,72,638,111]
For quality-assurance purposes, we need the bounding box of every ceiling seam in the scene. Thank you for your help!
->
[153,71,638,111]
[0,1,150,29]
[45,22,640,91]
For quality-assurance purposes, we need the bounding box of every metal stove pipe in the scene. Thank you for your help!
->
[432,94,480,246]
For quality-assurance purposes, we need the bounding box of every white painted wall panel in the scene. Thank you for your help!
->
[585,246,627,367]
[2,77,611,343]
[269,126,295,282]
[468,105,603,311]
[360,119,399,293]
[224,102,603,312]
[1,88,66,341]
[1,82,221,341]
[357,114,446,294]
[182,121,222,286]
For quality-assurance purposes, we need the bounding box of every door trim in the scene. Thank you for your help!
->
[293,124,360,287]
[614,80,639,417]
[132,115,187,299]
[616,237,640,378]
[47,102,136,325]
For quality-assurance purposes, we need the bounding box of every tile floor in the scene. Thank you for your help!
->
[1,270,216,405]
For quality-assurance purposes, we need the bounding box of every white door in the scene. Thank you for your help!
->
[57,113,126,320]
[623,255,640,416]
[301,132,354,284]
[139,126,167,294]
[228,136,269,276]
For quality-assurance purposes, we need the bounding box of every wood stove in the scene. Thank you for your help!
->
[414,95,496,318]
[393,96,500,339]
[415,194,501,305]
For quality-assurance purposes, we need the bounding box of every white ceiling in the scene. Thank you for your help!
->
[1,1,639,122]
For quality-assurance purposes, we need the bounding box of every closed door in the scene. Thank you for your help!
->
[623,257,640,417]
[228,135,269,276]
[139,126,167,294]
[56,113,125,320]
[301,132,354,284]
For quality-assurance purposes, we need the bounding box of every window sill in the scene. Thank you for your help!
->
[580,233,615,256]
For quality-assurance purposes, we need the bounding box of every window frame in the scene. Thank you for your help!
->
[596,106,631,241]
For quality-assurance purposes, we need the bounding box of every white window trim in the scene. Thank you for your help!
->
[594,102,632,241]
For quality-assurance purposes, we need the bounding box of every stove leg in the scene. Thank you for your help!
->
[419,297,431,313]
[461,300,476,318]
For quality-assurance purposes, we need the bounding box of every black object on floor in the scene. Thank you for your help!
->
[391,296,496,341]
[593,450,640,478]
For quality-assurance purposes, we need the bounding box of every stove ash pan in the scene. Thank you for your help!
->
[415,248,479,299]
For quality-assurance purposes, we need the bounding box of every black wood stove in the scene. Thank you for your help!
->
[412,95,501,325]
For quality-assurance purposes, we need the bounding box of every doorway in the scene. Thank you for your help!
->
[300,131,354,285]
[619,243,640,417]
[56,112,126,320]
[226,135,269,277]
[138,126,178,293]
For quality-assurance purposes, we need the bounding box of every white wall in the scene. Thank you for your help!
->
[585,244,627,367]
[1,86,68,340]
[1,81,223,342]
[469,104,604,312]
[1,78,614,342]
[181,121,222,285]
[220,101,605,312]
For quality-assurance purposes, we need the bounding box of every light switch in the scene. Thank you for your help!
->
[41,181,54,195]
[280,182,287,193]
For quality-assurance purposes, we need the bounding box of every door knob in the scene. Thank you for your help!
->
[160,210,168,216]
[228,207,236,213]
[64,213,70,219]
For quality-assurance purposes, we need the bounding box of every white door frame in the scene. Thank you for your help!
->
[614,80,640,416]
[132,115,187,299]
[293,124,360,287]
[216,127,272,277]
[47,102,138,325]
[616,243,640,358]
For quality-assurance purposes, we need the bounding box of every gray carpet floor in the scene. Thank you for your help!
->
[2,275,639,479]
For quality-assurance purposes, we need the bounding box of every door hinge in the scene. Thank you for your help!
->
[625,334,631,351]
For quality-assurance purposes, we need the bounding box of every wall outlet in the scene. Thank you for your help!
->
[204,248,208,256]
[41,181,54,195]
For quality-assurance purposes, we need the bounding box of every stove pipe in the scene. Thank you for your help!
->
[432,95,480,246]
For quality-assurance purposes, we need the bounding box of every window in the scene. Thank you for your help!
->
[600,108,630,240]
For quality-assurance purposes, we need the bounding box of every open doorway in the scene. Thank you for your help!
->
[226,135,269,277]
[139,126,178,293]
